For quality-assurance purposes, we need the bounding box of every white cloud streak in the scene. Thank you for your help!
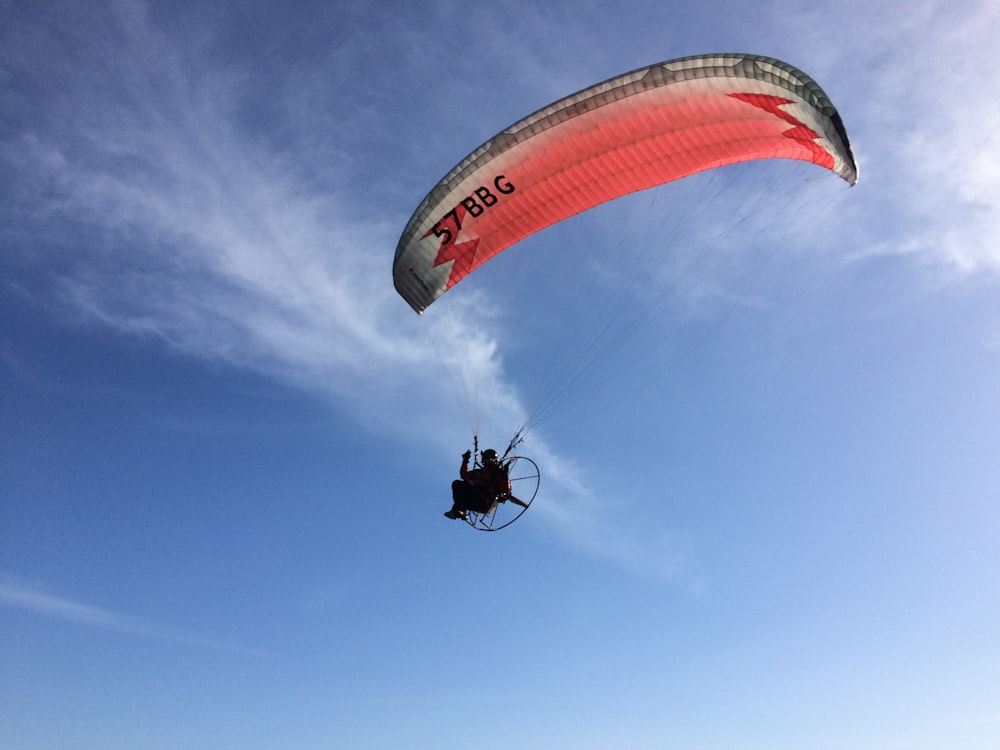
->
[773,0,1000,276]
[0,575,262,653]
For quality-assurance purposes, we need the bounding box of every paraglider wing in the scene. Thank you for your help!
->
[394,53,858,314]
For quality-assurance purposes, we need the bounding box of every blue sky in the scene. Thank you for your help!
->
[3,1,1000,748]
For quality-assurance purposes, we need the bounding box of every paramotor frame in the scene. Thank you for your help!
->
[464,455,540,532]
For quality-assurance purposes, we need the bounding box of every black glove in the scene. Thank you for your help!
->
[462,450,472,462]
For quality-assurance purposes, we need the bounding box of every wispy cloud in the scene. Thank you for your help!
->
[774,0,1000,277]
[3,3,445,434]
[0,575,262,653]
